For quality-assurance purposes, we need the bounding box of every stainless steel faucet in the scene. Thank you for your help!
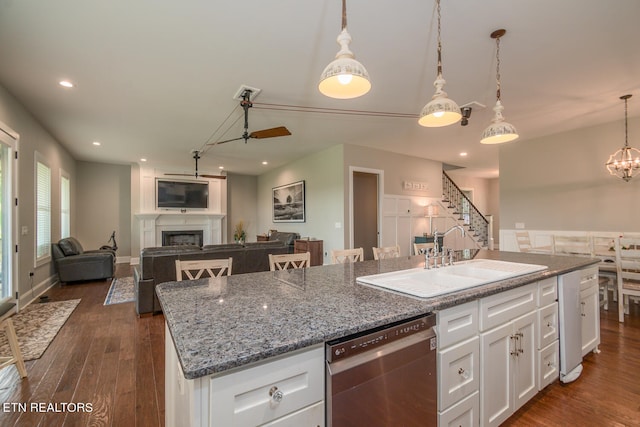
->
[426,225,465,269]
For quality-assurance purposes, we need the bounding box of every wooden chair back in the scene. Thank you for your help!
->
[269,252,310,271]
[331,248,364,264]
[413,242,434,256]
[615,237,640,322]
[0,317,27,378]
[372,245,400,260]
[553,235,593,256]
[175,258,233,281]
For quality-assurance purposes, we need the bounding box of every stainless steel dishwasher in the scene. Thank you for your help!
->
[326,314,437,427]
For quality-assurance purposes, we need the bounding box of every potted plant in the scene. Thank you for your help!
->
[233,221,247,244]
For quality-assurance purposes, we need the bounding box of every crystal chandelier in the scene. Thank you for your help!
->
[606,94,640,182]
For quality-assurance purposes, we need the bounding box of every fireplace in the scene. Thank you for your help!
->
[162,230,204,247]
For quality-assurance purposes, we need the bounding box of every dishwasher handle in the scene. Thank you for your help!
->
[327,329,436,376]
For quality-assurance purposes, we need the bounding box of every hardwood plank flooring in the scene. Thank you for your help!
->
[0,269,639,426]
[0,264,165,427]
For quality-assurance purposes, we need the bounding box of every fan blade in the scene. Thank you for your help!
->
[199,174,227,180]
[249,126,291,139]
[207,136,244,146]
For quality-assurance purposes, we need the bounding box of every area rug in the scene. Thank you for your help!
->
[0,299,80,361]
[104,276,135,306]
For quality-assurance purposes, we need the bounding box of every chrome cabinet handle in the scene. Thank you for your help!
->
[269,386,284,403]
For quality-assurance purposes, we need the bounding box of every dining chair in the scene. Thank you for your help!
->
[413,242,434,256]
[175,258,233,281]
[0,316,27,378]
[515,231,551,253]
[269,252,310,271]
[614,236,640,323]
[372,245,400,260]
[331,248,364,264]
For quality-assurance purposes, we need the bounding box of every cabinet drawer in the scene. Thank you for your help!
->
[580,266,599,291]
[537,277,557,307]
[210,346,324,427]
[439,391,479,427]
[538,302,559,349]
[438,336,480,411]
[538,340,559,390]
[437,300,478,348]
[261,401,324,426]
[479,283,537,331]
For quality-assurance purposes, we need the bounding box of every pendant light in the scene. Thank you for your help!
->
[481,29,519,144]
[318,0,371,99]
[606,94,640,182]
[418,0,461,127]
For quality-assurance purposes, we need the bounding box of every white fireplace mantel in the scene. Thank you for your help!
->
[135,212,226,249]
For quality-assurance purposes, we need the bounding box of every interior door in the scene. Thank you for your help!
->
[0,123,18,305]
[353,171,379,261]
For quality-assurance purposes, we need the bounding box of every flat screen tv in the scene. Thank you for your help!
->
[156,179,209,209]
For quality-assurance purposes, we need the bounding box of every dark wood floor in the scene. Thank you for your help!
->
[0,264,165,427]
[0,268,638,426]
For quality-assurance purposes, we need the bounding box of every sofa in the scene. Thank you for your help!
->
[52,237,116,283]
[134,234,299,315]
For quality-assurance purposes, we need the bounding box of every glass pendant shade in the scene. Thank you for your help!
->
[480,100,519,144]
[418,74,462,127]
[319,28,371,99]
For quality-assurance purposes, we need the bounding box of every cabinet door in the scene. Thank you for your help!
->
[439,391,479,427]
[580,283,600,356]
[513,311,537,412]
[480,322,512,427]
[538,341,559,391]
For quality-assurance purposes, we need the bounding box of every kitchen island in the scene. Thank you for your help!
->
[158,250,600,426]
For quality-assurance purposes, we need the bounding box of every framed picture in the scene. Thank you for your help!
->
[273,180,305,222]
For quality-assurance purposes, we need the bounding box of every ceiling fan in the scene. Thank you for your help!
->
[164,150,226,179]
[208,89,291,146]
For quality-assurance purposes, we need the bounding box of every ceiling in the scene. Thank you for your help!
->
[1,1,639,178]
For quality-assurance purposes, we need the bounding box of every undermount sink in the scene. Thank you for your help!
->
[356,259,548,298]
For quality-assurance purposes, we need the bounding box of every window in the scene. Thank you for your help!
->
[60,173,70,239]
[36,156,51,263]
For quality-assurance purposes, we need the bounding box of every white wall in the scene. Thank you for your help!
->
[76,161,131,259]
[257,145,344,264]
[500,117,640,232]
[0,84,77,303]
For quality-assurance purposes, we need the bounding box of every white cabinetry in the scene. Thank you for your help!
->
[480,309,537,427]
[165,324,324,427]
[479,283,539,427]
[580,266,600,356]
[436,301,480,427]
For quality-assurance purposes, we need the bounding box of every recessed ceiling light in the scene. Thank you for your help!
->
[59,80,74,88]
[218,166,224,170]
[92,141,101,146]
[140,158,147,162]
[262,161,268,165]
[460,152,468,157]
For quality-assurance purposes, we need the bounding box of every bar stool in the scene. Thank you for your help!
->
[0,316,27,378]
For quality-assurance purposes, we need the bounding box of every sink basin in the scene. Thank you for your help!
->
[356,259,547,298]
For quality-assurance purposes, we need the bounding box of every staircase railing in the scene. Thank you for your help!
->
[442,171,489,247]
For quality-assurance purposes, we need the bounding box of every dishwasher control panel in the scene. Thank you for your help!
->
[326,314,436,362]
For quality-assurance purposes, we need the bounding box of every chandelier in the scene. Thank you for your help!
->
[606,94,640,182]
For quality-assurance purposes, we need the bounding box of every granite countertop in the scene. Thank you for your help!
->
[157,250,599,379]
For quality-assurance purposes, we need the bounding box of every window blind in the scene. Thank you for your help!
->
[36,161,51,259]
